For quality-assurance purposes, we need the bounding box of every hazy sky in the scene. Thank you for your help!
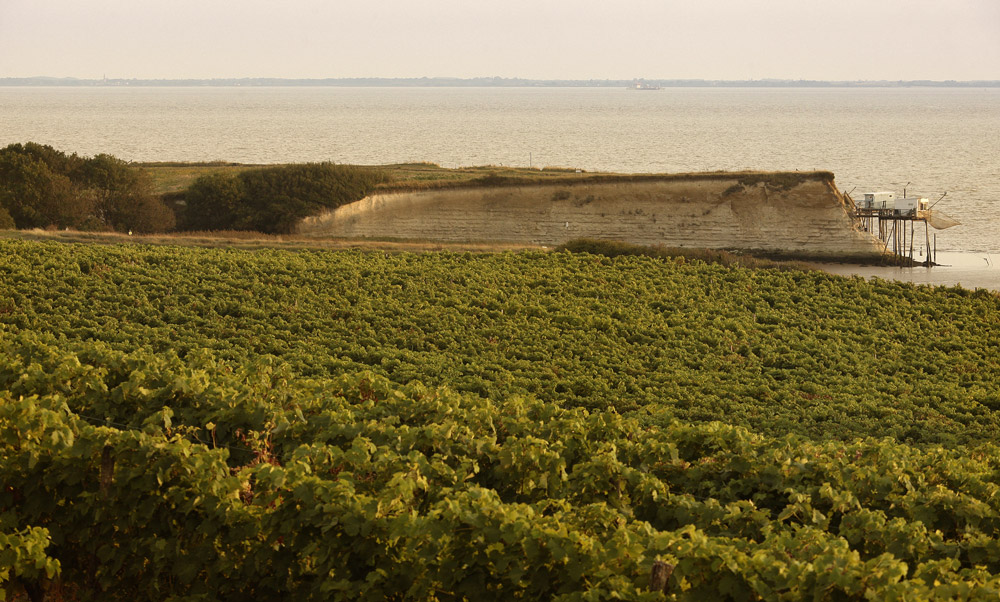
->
[1,0,998,80]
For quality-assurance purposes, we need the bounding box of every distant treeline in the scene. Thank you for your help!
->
[0,142,388,235]
[4,77,999,87]
[0,143,174,233]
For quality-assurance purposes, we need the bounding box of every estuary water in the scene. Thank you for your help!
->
[1,86,998,254]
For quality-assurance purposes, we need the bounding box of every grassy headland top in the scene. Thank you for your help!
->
[141,159,834,195]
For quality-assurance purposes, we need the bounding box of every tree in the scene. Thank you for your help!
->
[0,143,175,233]
[77,154,175,233]
[181,172,244,231]
[181,163,388,234]
[0,205,15,230]
[0,148,92,229]
[3,141,84,176]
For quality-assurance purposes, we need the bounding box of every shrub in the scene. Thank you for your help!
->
[556,238,815,271]
[0,143,175,233]
[182,163,388,234]
[77,153,175,233]
[0,205,15,230]
[183,173,245,231]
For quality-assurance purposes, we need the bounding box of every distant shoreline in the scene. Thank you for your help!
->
[3,76,999,88]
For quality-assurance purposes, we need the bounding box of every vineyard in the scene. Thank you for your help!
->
[2,238,1000,600]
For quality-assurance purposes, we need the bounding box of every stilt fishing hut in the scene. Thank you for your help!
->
[854,190,960,265]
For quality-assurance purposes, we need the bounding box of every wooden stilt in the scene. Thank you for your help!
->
[908,218,914,265]
[857,205,936,266]
[924,221,930,266]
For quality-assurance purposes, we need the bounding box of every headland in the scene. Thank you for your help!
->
[298,170,883,261]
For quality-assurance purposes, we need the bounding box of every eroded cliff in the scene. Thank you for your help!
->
[297,172,881,257]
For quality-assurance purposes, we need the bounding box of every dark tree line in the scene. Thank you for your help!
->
[182,163,388,234]
[0,143,175,233]
[1,144,389,235]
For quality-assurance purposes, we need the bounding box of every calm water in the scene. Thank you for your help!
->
[2,86,998,253]
[811,252,1000,292]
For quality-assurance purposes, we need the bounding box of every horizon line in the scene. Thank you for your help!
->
[2,76,999,88]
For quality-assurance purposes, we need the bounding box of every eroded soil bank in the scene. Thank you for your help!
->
[298,172,882,258]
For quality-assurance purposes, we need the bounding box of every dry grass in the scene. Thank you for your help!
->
[0,228,544,253]
[139,161,579,195]
[138,163,258,194]
[139,161,834,196]
[373,167,835,194]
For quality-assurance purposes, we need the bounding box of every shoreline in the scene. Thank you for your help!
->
[808,251,1000,292]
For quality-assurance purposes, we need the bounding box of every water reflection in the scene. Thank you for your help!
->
[811,252,1000,291]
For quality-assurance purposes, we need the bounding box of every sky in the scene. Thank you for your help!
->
[1,0,998,81]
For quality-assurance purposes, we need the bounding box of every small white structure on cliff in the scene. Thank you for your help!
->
[858,191,896,210]
[858,191,928,216]
[854,189,958,264]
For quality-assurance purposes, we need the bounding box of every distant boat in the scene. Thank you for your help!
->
[629,80,661,90]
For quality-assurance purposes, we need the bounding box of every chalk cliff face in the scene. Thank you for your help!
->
[297,173,881,256]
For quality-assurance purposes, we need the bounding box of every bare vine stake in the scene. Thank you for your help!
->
[100,445,115,499]
[650,560,674,593]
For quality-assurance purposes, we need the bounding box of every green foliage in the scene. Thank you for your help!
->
[0,145,87,229]
[0,515,60,599]
[2,239,999,446]
[737,171,833,192]
[470,172,521,187]
[181,163,388,234]
[3,338,1000,599]
[557,238,815,270]
[0,207,13,230]
[0,143,175,233]
[1,239,1000,598]
[77,153,176,233]
[183,172,245,231]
